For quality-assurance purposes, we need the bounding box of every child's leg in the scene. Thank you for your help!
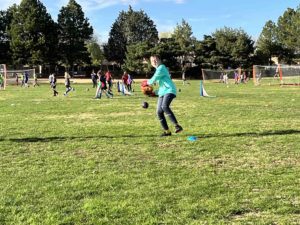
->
[66,87,72,94]
[95,86,101,98]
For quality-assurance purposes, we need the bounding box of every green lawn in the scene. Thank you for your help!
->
[0,80,299,224]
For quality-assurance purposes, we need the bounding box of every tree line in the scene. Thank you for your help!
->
[0,0,299,77]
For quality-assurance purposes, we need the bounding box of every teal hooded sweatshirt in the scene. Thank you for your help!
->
[148,64,177,97]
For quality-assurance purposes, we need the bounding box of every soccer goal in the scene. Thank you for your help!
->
[253,64,300,86]
[201,68,246,84]
[4,68,36,87]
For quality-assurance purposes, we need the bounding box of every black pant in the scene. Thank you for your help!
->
[92,79,97,88]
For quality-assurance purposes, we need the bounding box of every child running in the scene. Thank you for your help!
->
[95,70,113,99]
[64,71,74,96]
[49,73,58,96]
[105,70,113,92]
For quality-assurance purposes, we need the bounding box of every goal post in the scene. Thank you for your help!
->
[253,64,300,86]
[4,68,36,87]
[0,64,7,90]
[201,67,247,84]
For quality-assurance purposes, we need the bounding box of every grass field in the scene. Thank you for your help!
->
[0,80,299,224]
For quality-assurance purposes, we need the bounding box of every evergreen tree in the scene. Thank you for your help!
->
[293,6,300,54]
[150,38,182,71]
[212,27,254,68]
[103,21,127,65]
[57,0,93,69]
[122,42,152,76]
[123,37,183,76]
[9,0,58,66]
[105,6,158,65]
[172,19,196,70]
[276,7,299,61]
[194,35,221,69]
[256,20,281,64]
[0,7,15,64]
[172,19,194,53]
[123,6,158,45]
[277,8,297,52]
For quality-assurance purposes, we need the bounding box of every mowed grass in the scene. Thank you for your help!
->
[0,80,299,224]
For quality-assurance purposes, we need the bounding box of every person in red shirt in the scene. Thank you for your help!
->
[122,71,129,88]
[105,70,113,91]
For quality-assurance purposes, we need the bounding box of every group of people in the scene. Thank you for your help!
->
[45,55,185,137]
[219,72,229,84]
[219,71,249,84]
[89,56,183,137]
[92,70,113,99]
[14,71,32,87]
[91,69,135,98]
[234,71,249,84]
[48,72,75,97]
[121,71,134,92]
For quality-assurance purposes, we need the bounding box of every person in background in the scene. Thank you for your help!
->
[33,73,39,87]
[127,73,133,92]
[49,73,58,96]
[91,70,97,88]
[15,73,19,86]
[122,71,129,91]
[64,71,74,96]
[24,71,29,87]
[105,70,113,92]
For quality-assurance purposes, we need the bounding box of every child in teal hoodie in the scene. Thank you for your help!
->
[147,55,183,136]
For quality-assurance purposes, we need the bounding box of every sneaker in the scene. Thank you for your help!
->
[160,131,172,137]
[175,125,183,133]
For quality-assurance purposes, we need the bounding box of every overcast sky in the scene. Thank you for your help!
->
[1,0,299,43]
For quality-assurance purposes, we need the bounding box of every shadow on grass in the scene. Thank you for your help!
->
[1,134,158,143]
[202,129,300,139]
[1,129,299,143]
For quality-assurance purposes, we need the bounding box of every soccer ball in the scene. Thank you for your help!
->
[142,101,149,109]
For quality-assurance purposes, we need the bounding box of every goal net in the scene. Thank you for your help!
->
[201,68,249,84]
[4,68,36,86]
[253,64,300,86]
